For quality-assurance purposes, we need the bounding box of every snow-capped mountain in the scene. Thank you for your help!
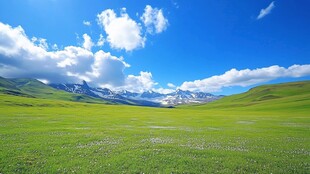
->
[50,80,96,97]
[116,89,222,105]
[49,81,223,106]
[160,89,222,105]
[50,82,160,106]
[50,81,124,101]
[115,90,139,98]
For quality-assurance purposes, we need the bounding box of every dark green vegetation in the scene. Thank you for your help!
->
[0,81,309,173]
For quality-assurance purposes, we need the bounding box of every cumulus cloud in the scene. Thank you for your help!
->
[88,50,129,86]
[0,22,158,92]
[97,8,145,51]
[82,33,94,51]
[0,22,93,83]
[180,65,310,92]
[141,5,168,34]
[257,1,275,20]
[153,87,174,94]
[123,71,158,93]
[83,20,91,26]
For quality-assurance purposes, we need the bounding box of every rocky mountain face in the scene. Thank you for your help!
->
[50,81,223,106]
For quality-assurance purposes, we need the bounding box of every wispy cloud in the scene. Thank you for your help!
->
[83,20,91,26]
[97,34,105,47]
[82,33,94,51]
[257,1,275,20]
[180,65,310,92]
[167,83,176,88]
[141,5,169,34]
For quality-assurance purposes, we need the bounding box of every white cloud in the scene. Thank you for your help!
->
[257,1,275,20]
[0,22,158,91]
[180,65,310,92]
[31,37,49,50]
[141,5,168,34]
[82,33,94,51]
[0,22,94,83]
[88,50,129,86]
[97,34,105,47]
[153,87,174,94]
[52,44,58,50]
[123,71,158,93]
[97,71,158,93]
[167,83,176,88]
[97,9,145,51]
[83,20,91,26]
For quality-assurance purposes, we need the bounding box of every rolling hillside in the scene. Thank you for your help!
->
[196,81,310,112]
[0,77,110,104]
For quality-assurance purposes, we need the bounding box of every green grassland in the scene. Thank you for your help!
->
[0,81,309,173]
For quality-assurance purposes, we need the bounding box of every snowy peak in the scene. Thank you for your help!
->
[167,89,215,100]
[116,90,139,98]
[140,91,164,99]
[173,89,193,98]
[175,89,191,94]
[81,80,89,89]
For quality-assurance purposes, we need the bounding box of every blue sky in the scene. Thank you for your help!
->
[0,0,309,94]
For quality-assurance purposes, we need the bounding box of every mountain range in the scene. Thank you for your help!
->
[49,81,223,106]
[1,76,309,109]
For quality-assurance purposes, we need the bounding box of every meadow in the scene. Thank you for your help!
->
[0,89,309,173]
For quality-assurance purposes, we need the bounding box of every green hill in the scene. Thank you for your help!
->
[0,77,110,104]
[195,81,310,113]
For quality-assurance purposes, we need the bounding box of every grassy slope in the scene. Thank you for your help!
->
[193,81,310,113]
[0,77,110,104]
[0,81,309,173]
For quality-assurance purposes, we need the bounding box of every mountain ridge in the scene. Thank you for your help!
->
[49,81,222,106]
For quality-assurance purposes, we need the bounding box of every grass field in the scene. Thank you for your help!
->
[0,81,309,173]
